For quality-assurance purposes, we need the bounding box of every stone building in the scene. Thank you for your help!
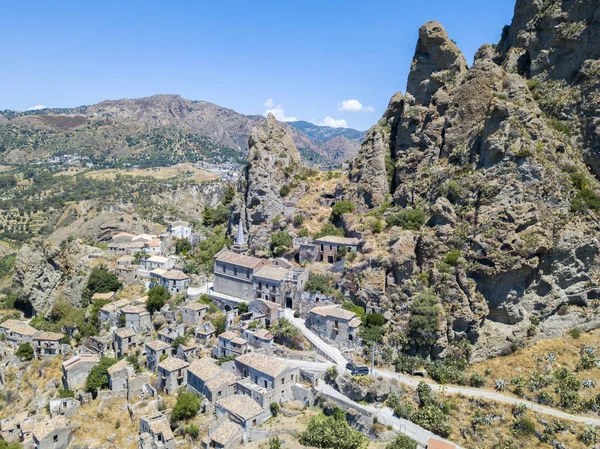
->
[187,359,238,402]
[62,354,100,390]
[107,359,130,393]
[181,302,208,326]
[202,417,243,449]
[120,304,151,331]
[139,413,175,449]
[299,235,360,264]
[306,305,361,348]
[99,299,131,327]
[233,353,300,407]
[0,319,38,346]
[215,394,266,431]
[32,331,64,359]
[32,416,72,449]
[145,340,171,372]
[241,328,274,349]
[49,398,80,419]
[217,331,249,358]
[195,322,216,345]
[157,357,188,395]
[157,325,185,345]
[212,250,269,301]
[113,327,139,357]
[247,299,284,327]
[168,221,192,239]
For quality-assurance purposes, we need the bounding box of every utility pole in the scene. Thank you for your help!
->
[371,342,376,375]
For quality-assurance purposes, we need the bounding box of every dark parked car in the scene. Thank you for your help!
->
[346,362,369,375]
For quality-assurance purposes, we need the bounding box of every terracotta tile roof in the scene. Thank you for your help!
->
[314,235,360,245]
[209,420,242,446]
[114,327,136,338]
[33,416,69,441]
[427,438,456,449]
[205,370,239,391]
[33,331,64,341]
[112,232,135,240]
[162,269,189,280]
[121,304,149,315]
[158,356,188,372]
[217,394,263,420]
[100,298,131,313]
[92,292,116,301]
[146,340,171,351]
[187,359,221,381]
[253,265,289,282]
[309,305,356,321]
[235,353,289,378]
[215,250,265,269]
[62,354,100,371]
[182,302,208,311]
[107,358,129,375]
[146,415,174,441]
[252,329,273,340]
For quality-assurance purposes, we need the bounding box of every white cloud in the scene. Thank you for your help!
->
[318,116,347,128]
[338,99,374,113]
[264,99,297,122]
[27,104,47,111]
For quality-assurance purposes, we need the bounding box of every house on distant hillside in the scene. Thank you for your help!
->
[0,319,38,346]
[181,302,208,326]
[32,331,64,359]
[168,221,192,239]
[32,416,72,449]
[215,394,266,431]
[195,322,216,345]
[217,331,248,358]
[99,298,130,327]
[145,340,171,372]
[299,235,360,264]
[157,357,188,395]
[306,305,361,348]
[113,327,139,357]
[120,304,151,331]
[139,413,175,449]
[187,359,238,402]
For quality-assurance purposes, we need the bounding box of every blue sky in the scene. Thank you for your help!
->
[0,1,516,131]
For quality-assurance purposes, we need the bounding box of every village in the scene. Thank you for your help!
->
[0,217,420,449]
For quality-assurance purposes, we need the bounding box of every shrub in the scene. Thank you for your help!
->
[85,357,117,397]
[211,314,227,336]
[299,414,365,449]
[411,405,452,438]
[186,424,199,439]
[408,291,440,353]
[314,222,345,239]
[115,419,121,429]
[175,238,192,254]
[293,214,305,227]
[470,373,487,388]
[223,184,235,205]
[572,188,600,213]
[443,249,462,267]
[387,433,417,449]
[279,184,291,197]
[270,231,293,256]
[86,265,122,296]
[146,286,170,313]
[365,313,385,327]
[372,219,383,234]
[580,426,598,445]
[325,366,338,383]
[270,401,280,417]
[57,388,74,398]
[569,328,581,339]
[268,436,282,449]
[305,273,332,294]
[237,302,248,314]
[513,417,536,435]
[331,200,355,220]
[427,360,466,385]
[386,208,426,230]
[15,342,33,361]
[395,354,426,374]
[342,301,365,319]
[172,391,201,421]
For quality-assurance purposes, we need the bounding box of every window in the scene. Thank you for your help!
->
[264,380,268,388]
[54,435,58,443]
[234,267,238,276]
[222,264,226,273]
[246,270,250,279]
[320,244,324,251]
[282,378,285,385]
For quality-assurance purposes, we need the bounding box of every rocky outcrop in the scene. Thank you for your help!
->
[347,10,600,360]
[235,114,303,253]
[13,239,104,314]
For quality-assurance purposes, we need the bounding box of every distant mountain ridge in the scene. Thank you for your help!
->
[0,94,365,167]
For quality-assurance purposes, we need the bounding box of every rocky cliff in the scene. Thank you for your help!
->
[347,3,600,360]
[234,113,303,254]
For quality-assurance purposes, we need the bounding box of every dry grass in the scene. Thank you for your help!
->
[85,163,217,183]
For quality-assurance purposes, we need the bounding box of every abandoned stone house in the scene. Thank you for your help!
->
[299,235,360,264]
[306,305,362,348]
[139,413,175,449]
[120,304,151,331]
[247,299,284,327]
[62,353,100,390]
[176,343,199,362]
[113,327,139,357]
[49,398,80,419]
[157,325,185,345]
[187,359,238,402]
[99,298,131,327]
[157,357,188,395]
[107,359,148,398]
[232,353,300,408]
[117,255,134,267]
[32,416,72,449]
[212,250,269,301]
[181,302,209,325]
[32,331,64,359]
[215,394,266,432]
[86,334,114,356]
[145,340,172,372]
[153,269,190,294]
[195,322,216,345]
[202,416,243,449]
[217,331,249,358]
[241,328,274,348]
[91,291,116,302]
[168,220,192,239]
[0,319,38,346]
[140,255,176,272]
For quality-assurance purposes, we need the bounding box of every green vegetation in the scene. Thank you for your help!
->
[408,291,440,354]
[279,184,291,197]
[172,391,202,421]
[57,388,75,398]
[299,409,365,449]
[223,184,235,205]
[270,230,293,256]
[304,272,332,294]
[83,265,122,305]
[270,401,280,416]
[211,314,227,336]
[15,342,33,361]
[237,302,248,314]
[193,225,230,272]
[85,357,117,397]
[342,301,365,319]
[0,254,15,279]
[268,436,282,449]
[386,208,426,230]
[331,200,355,220]
[314,222,345,239]
[146,285,170,313]
[387,433,417,449]
[293,214,305,227]
[175,238,192,254]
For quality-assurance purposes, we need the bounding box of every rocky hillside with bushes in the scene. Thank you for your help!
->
[343,0,600,361]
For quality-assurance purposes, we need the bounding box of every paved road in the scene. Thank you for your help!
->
[282,311,600,426]
[315,382,464,449]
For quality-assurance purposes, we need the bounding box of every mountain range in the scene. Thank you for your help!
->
[0,94,366,168]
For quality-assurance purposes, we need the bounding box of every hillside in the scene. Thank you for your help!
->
[0,95,364,168]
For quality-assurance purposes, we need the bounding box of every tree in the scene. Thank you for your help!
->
[146,286,170,313]
[175,238,192,255]
[331,200,355,220]
[386,208,426,230]
[171,335,186,349]
[172,391,201,421]
[237,302,248,314]
[16,342,33,361]
[85,357,117,397]
[270,402,280,416]
[269,436,282,449]
[270,231,293,256]
[86,265,122,295]
[212,314,227,336]
[408,291,440,353]
[387,434,417,449]
[223,184,235,205]
[202,206,215,225]
[305,273,332,294]
[314,222,345,239]
[299,414,365,449]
